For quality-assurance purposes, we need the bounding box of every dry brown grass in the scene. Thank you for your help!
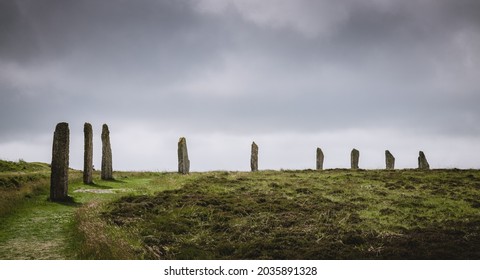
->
[73,201,146,259]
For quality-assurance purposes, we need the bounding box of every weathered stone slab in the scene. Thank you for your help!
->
[418,151,430,170]
[316,147,324,170]
[251,142,258,172]
[83,122,93,184]
[178,137,190,174]
[50,122,70,201]
[385,150,395,170]
[351,148,359,170]
[101,124,113,180]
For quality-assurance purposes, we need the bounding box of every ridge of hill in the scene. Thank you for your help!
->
[0,159,50,173]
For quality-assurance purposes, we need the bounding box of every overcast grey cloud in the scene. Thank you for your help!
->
[1,0,479,171]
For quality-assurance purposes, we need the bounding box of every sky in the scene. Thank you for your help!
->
[1,0,479,171]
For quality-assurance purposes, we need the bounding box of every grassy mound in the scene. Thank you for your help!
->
[101,169,480,259]
[0,160,51,217]
[0,159,50,173]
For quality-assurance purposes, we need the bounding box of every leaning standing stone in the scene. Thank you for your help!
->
[316,147,324,170]
[351,148,359,170]
[251,142,258,172]
[178,137,190,174]
[50,122,70,201]
[418,151,430,170]
[385,150,395,170]
[83,122,93,184]
[101,124,113,180]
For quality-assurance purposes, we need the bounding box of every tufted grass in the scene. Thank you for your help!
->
[0,160,51,217]
[99,169,480,259]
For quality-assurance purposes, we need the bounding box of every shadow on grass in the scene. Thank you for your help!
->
[48,196,83,207]
[82,179,127,189]
[100,178,126,184]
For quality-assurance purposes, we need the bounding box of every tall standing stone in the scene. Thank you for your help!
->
[351,148,359,170]
[418,151,430,170]
[316,147,324,170]
[178,137,190,174]
[251,142,258,172]
[83,123,93,184]
[385,150,395,170]
[101,124,113,180]
[50,122,70,201]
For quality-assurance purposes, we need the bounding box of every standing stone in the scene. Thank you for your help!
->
[418,151,430,170]
[83,123,93,184]
[50,122,70,201]
[101,124,113,180]
[385,150,395,170]
[178,137,190,174]
[251,142,258,172]
[316,147,324,170]
[351,148,359,170]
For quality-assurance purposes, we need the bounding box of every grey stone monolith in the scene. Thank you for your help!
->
[251,142,258,172]
[351,148,359,170]
[385,150,395,170]
[316,147,324,170]
[178,137,190,174]
[50,122,70,201]
[418,151,430,170]
[101,124,113,180]
[83,123,93,184]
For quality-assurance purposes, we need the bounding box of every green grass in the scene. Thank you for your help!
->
[1,160,480,260]
[0,170,80,259]
[101,169,480,259]
[0,159,50,173]
[0,160,51,217]
[0,163,192,259]
[69,172,191,259]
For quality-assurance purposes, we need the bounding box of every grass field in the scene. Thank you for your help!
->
[101,169,480,259]
[1,160,480,259]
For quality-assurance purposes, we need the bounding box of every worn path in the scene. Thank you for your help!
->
[0,194,77,259]
[0,174,161,260]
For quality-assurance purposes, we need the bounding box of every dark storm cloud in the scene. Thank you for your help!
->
[0,0,229,139]
[1,0,230,77]
[1,0,479,142]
